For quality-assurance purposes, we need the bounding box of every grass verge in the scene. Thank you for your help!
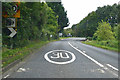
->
[2,40,57,68]
[82,40,118,52]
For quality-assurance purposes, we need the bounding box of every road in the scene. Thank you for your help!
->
[3,38,118,78]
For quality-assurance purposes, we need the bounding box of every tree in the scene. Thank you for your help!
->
[114,24,120,40]
[63,28,73,37]
[47,2,69,32]
[117,4,120,23]
[42,6,59,40]
[93,21,115,41]
[71,4,119,37]
[2,2,60,48]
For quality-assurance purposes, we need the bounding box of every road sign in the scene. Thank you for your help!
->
[6,18,16,27]
[13,2,20,18]
[8,28,17,37]
[2,1,20,37]
[2,2,20,18]
[44,50,76,64]
[6,18,17,37]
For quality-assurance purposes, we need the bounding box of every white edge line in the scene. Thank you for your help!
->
[4,74,10,78]
[107,64,119,71]
[68,42,104,68]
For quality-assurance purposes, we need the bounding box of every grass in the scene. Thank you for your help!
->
[2,40,56,68]
[82,40,118,52]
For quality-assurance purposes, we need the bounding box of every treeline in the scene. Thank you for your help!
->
[2,2,69,48]
[72,4,120,38]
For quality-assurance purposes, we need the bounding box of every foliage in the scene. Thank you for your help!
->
[71,4,119,52]
[114,24,120,40]
[93,21,115,41]
[82,40,118,52]
[47,2,69,32]
[2,40,50,67]
[2,2,18,17]
[72,4,119,37]
[2,2,66,48]
[63,28,73,37]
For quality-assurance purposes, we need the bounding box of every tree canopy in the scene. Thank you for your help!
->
[71,4,119,37]
[93,21,115,41]
[2,2,68,48]
[47,2,69,32]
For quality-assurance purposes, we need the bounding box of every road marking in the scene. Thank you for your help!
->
[60,52,70,58]
[50,52,69,59]
[68,42,104,68]
[4,74,9,78]
[44,50,76,64]
[50,52,60,58]
[68,42,118,77]
[83,51,86,53]
[17,68,26,72]
[103,66,118,77]
[97,69,105,73]
[106,64,119,71]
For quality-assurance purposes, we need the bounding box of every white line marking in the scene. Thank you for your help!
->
[50,52,60,58]
[17,68,26,72]
[97,69,105,73]
[103,66,118,77]
[106,64,119,71]
[83,51,86,53]
[60,52,70,58]
[68,42,104,68]
[44,50,76,64]
[4,74,9,78]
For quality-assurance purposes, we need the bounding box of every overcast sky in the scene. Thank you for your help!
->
[61,0,120,29]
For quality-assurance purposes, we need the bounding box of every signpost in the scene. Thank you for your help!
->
[6,18,17,37]
[2,1,20,37]
[8,28,17,37]
[2,1,20,48]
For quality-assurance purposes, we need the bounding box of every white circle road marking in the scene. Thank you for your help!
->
[44,50,76,64]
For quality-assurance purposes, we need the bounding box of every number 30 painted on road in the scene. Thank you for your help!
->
[44,50,76,64]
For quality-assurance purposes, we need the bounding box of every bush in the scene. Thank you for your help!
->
[93,21,115,41]
[97,40,118,48]
[87,37,92,40]
[107,40,118,48]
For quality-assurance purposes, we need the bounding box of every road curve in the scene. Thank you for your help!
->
[3,38,118,78]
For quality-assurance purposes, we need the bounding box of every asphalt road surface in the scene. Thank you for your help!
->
[3,38,118,78]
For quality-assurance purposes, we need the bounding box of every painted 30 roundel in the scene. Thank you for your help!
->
[44,50,76,64]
